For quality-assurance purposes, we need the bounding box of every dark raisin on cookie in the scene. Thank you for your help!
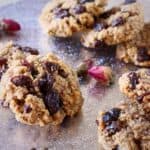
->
[44,90,62,115]
[13,44,39,55]
[102,112,114,124]
[24,105,32,113]
[94,40,108,48]
[38,73,62,115]
[128,72,139,89]
[137,92,150,103]
[72,5,86,14]
[137,47,150,62]
[111,17,125,27]
[105,121,121,135]
[38,73,54,94]
[21,47,39,55]
[44,61,59,74]
[100,8,120,19]
[0,57,7,80]
[12,44,22,50]
[58,68,68,78]
[113,145,120,150]
[0,57,7,66]
[11,75,33,88]
[21,60,38,78]
[109,108,121,121]
[124,0,136,4]
[102,108,121,125]
[94,22,108,31]
[79,0,94,4]
[54,8,70,19]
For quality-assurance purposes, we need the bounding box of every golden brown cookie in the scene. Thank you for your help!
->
[39,0,107,37]
[0,47,83,126]
[81,1,144,48]
[116,23,150,67]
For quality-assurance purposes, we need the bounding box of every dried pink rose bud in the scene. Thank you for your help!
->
[1,19,21,32]
[88,66,114,86]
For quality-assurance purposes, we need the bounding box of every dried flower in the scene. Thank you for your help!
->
[76,59,93,77]
[1,19,21,32]
[88,66,114,86]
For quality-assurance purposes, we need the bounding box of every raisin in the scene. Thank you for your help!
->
[13,44,39,55]
[58,69,68,78]
[137,92,150,103]
[128,72,139,89]
[15,99,24,105]
[21,60,38,78]
[0,57,7,66]
[137,47,150,62]
[24,105,32,113]
[11,75,32,88]
[113,145,120,150]
[102,112,113,124]
[100,8,119,19]
[44,90,62,115]
[21,59,31,67]
[72,5,86,14]
[21,47,39,55]
[124,0,136,4]
[106,121,120,135]
[54,8,69,18]
[12,44,22,50]
[94,22,108,31]
[94,40,107,48]
[79,0,94,4]
[0,58,7,80]
[134,139,142,149]
[38,73,54,94]
[44,61,59,74]
[112,17,125,27]
[109,108,121,121]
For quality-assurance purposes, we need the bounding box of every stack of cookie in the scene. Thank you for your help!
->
[96,69,150,149]
[0,42,83,126]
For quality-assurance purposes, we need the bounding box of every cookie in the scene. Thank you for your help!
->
[39,0,107,37]
[119,69,150,103]
[116,23,150,67]
[96,100,150,150]
[0,52,83,126]
[81,1,144,48]
[0,42,39,80]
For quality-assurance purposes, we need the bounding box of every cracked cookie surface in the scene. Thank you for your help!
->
[0,48,83,126]
[97,100,150,150]
[39,0,107,37]
[116,23,150,67]
[81,1,144,48]
[119,69,150,102]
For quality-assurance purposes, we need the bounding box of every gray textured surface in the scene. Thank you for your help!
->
[0,0,149,150]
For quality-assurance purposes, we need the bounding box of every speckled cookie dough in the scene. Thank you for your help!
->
[0,52,83,126]
[0,42,39,80]
[119,69,150,103]
[81,1,144,48]
[39,0,108,37]
[96,100,150,150]
[116,23,150,67]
